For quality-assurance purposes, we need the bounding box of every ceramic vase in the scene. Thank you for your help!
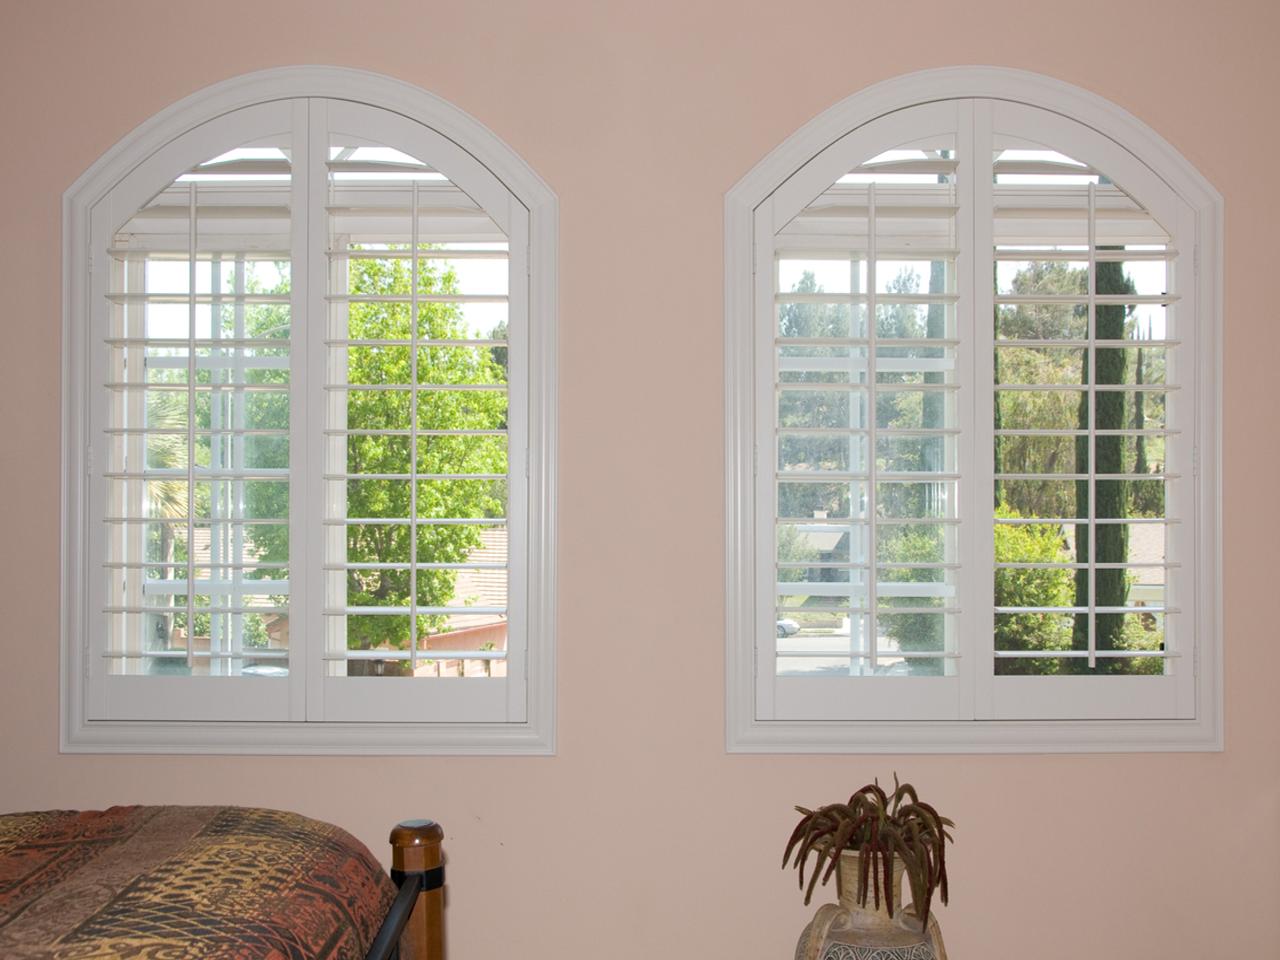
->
[794,851,947,960]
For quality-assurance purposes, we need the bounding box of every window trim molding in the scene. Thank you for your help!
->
[62,66,558,755]
[725,66,1222,753]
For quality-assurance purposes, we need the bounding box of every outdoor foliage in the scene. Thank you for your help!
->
[150,250,508,665]
[992,504,1074,674]
[776,251,1166,676]
[337,250,507,654]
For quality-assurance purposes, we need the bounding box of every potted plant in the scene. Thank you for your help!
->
[783,777,954,960]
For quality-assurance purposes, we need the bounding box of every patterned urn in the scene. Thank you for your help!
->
[795,851,947,960]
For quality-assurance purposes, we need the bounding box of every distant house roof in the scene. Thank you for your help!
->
[441,526,507,629]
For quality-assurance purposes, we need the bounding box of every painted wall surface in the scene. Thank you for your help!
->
[2,1,1277,956]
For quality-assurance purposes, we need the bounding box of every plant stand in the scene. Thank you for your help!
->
[795,851,947,960]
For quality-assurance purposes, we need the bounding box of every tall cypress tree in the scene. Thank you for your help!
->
[1133,338,1147,474]
[1073,256,1132,670]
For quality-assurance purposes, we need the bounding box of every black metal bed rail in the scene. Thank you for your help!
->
[364,866,445,960]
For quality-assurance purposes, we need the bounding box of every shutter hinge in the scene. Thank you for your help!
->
[525,447,530,479]
[85,443,94,476]
[752,442,758,477]
[1193,243,1200,277]
[1191,444,1199,479]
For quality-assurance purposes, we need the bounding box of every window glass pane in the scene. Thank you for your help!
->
[776,299,864,340]
[777,481,865,520]
[996,302,1087,341]
[777,522,863,565]
[999,480,1085,519]
[877,481,957,519]
[777,388,866,430]
[778,257,860,294]
[996,389,1085,431]
[778,433,864,473]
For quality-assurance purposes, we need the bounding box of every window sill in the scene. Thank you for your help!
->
[725,715,1222,754]
[61,717,554,756]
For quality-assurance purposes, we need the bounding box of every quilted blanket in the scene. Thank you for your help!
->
[0,806,395,959]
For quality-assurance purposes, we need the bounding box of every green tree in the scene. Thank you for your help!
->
[776,270,857,524]
[995,261,1087,520]
[993,256,1162,674]
[230,250,506,664]
[993,505,1074,674]
[338,251,507,659]
[1128,325,1164,517]
[1071,258,1130,670]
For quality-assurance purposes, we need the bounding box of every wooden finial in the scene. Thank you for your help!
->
[389,820,445,960]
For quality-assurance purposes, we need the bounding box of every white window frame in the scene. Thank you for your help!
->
[725,67,1222,753]
[62,67,557,755]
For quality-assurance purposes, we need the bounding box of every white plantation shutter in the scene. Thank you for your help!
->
[311,99,528,724]
[759,101,970,721]
[68,73,553,747]
[981,100,1194,720]
[91,101,303,721]
[739,91,1209,739]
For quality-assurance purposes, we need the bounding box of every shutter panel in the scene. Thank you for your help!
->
[314,100,526,724]
[985,100,1192,720]
[92,101,301,721]
[760,101,968,721]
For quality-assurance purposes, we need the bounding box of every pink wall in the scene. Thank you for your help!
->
[2,1,1277,955]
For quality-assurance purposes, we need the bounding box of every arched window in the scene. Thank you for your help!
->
[725,68,1221,751]
[63,68,557,753]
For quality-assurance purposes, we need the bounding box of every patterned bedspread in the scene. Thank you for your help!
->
[0,806,396,959]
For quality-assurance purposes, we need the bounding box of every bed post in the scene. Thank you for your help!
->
[389,820,445,960]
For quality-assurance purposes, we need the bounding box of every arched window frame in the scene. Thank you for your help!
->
[724,67,1222,753]
[62,67,558,754]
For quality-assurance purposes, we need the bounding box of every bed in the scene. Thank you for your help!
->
[0,806,444,960]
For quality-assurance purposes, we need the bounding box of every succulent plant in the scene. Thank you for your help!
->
[782,776,953,930]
